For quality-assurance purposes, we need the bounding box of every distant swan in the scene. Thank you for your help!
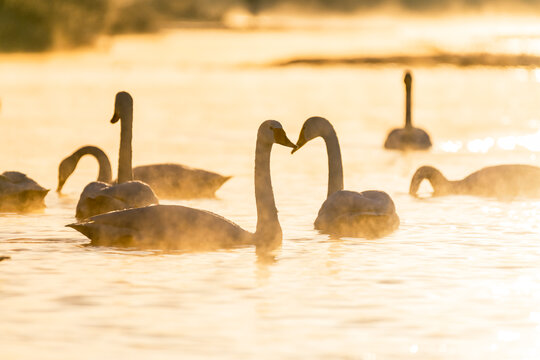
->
[0,171,48,212]
[384,71,432,151]
[75,92,158,220]
[293,116,399,238]
[410,164,540,199]
[57,146,231,199]
[67,120,296,252]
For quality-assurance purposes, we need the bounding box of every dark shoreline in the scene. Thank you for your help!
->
[274,52,540,68]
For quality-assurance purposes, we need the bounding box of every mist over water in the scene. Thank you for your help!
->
[4,10,540,360]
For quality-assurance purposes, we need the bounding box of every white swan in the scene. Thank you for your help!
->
[0,171,49,212]
[75,92,158,220]
[410,164,540,199]
[67,120,296,252]
[384,71,432,151]
[57,146,231,199]
[293,116,399,238]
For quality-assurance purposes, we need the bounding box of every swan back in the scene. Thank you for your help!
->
[384,128,432,150]
[462,164,540,198]
[0,172,48,194]
[69,205,252,250]
[76,180,158,220]
[132,164,231,199]
[315,190,399,238]
[0,171,49,212]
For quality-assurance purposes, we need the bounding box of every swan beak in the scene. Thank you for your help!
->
[110,112,120,124]
[272,128,296,149]
[291,131,307,154]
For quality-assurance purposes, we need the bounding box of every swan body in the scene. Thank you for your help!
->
[69,204,251,250]
[384,71,432,151]
[0,171,49,212]
[74,92,158,220]
[133,164,230,199]
[68,120,296,252]
[410,164,540,199]
[315,190,399,238]
[384,127,431,151]
[294,116,399,238]
[76,180,158,219]
[57,146,231,199]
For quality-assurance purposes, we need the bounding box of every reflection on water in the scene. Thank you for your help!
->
[3,18,540,359]
[441,131,540,153]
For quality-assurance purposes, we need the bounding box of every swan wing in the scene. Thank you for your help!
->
[97,181,159,206]
[68,204,252,250]
[133,163,231,199]
[462,164,540,198]
[0,172,48,211]
[0,171,48,193]
[76,181,159,219]
[384,128,403,149]
[315,190,399,237]
[384,128,431,150]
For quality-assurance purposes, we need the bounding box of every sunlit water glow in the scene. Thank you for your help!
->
[3,16,540,359]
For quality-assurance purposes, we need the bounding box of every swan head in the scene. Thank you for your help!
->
[57,155,77,192]
[110,91,133,123]
[409,165,448,197]
[291,116,332,154]
[404,71,412,86]
[258,120,296,149]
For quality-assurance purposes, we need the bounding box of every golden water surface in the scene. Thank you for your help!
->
[3,15,540,359]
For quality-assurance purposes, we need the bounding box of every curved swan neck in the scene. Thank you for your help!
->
[428,169,449,192]
[405,75,412,129]
[321,126,344,198]
[253,139,281,243]
[117,109,133,183]
[72,146,112,183]
[410,166,453,196]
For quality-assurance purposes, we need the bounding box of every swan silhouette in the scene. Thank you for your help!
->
[293,116,399,238]
[75,92,158,220]
[0,171,48,212]
[57,146,231,199]
[410,165,540,199]
[67,120,296,252]
[384,71,432,151]
[57,146,112,193]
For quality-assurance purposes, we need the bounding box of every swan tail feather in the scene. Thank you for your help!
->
[215,175,232,187]
[67,221,135,246]
[66,222,95,239]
